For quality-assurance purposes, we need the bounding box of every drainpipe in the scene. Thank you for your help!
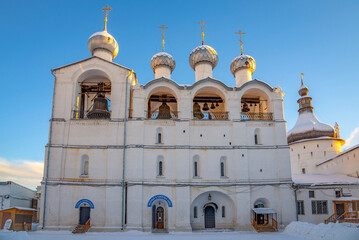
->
[294,185,301,221]
[42,69,57,229]
[121,70,133,230]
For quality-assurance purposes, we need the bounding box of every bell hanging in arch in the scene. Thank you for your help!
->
[87,93,110,119]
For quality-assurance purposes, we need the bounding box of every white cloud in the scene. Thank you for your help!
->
[0,158,43,190]
[342,126,359,150]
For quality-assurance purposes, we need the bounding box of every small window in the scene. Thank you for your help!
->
[222,206,226,218]
[297,201,305,215]
[220,162,225,177]
[291,148,293,152]
[194,161,198,177]
[317,144,319,148]
[331,144,333,147]
[311,152,313,157]
[303,146,306,149]
[81,154,89,176]
[158,161,163,176]
[311,200,328,214]
[254,134,258,145]
[324,151,326,157]
[194,206,198,218]
[302,168,306,174]
[309,191,315,198]
[335,190,341,198]
[158,133,162,143]
[298,154,300,160]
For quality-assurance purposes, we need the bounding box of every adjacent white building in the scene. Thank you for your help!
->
[0,181,36,210]
[39,17,296,232]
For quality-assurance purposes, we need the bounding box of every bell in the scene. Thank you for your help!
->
[157,102,171,119]
[216,102,219,107]
[210,102,216,109]
[242,102,250,112]
[87,93,110,119]
[202,102,209,111]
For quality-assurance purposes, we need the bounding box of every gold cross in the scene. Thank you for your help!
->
[235,30,246,55]
[199,20,206,45]
[102,5,112,31]
[159,25,168,52]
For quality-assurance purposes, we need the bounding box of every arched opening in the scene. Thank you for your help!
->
[241,88,272,120]
[79,206,90,225]
[190,191,235,230]
[204,206,215,228]
[220,156,227,177]
[252,198,277,231]
[147,88,178,119]
[156,128,163,144]
[149,198,170,231]
[193,87,227,120]
[74,73,111,119]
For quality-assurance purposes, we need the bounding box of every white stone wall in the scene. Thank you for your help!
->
[0,182,35,210]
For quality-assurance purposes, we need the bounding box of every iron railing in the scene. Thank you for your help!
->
[193,111,229,120]
[241,112,273,121]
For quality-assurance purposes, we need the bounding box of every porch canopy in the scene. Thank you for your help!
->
[252,208,276,214]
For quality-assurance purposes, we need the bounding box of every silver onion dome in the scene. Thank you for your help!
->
[189,45,218,70]
[150,52,176,73]
[230,55,256,76]
[88,31,119,59]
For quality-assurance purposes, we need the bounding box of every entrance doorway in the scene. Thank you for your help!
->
[204,206,215,228]
[336,203,345,217]
[79,207,90,225]
[156,207,164,229]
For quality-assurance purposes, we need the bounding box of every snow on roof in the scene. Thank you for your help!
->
[252,208,276,214]
[1,207,37,211]
[292,173,359,186]
[334,197,359,201]
[317,144,359,166]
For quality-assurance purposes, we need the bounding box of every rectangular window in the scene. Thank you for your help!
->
[158,133,162,143]
[222,206,226,218]
[194,206,198,218]
[335,190,341,198]
[297,201,304,215]
[302,168,306,174]
[15,214,32,223]
[311,200,328,214]
[309,190,315,198]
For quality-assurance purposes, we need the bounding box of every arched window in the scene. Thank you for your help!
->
[81,154,89,176]
[193,155,199,178]
[157,156,164,176]
[156,128,163,144]
[254,128,261,145]
[220,157,227,177]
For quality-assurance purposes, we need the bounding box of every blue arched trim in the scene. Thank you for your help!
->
[75,199,94,209]
[147,195,173,207]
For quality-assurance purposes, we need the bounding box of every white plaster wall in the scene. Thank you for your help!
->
[154,66,171,79]
[235,69,252,87]
[194,63,213,81]
[290,139,342,174]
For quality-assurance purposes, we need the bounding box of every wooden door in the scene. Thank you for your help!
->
[156,207,164,229]
[336,203,345,217]
[1,212,11,229]
[204,206,215,228]
[79,207,90,225]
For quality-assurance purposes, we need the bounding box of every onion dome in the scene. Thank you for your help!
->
[230,54,256,76]
[189,45,218,70]
[150,52,176,73]
[287,79,335,144]
[88,31,119,59]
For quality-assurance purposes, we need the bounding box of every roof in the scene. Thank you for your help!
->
[252,208,276,214]
[333,197,359,202]
[51,56,132,72]
[292,174,359,186]
[317,144,359,166]
[1,207,37,212]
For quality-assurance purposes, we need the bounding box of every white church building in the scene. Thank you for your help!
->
[39,10,297,232]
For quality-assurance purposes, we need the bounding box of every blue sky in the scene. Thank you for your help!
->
[1,0,359,188]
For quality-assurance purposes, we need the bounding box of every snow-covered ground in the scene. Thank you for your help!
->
[1,222,358,240]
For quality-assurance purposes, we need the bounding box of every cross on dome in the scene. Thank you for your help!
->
[158,25,168,52]
[102,5,112,31]
[199,20,206,45]
[235,30,246,55]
